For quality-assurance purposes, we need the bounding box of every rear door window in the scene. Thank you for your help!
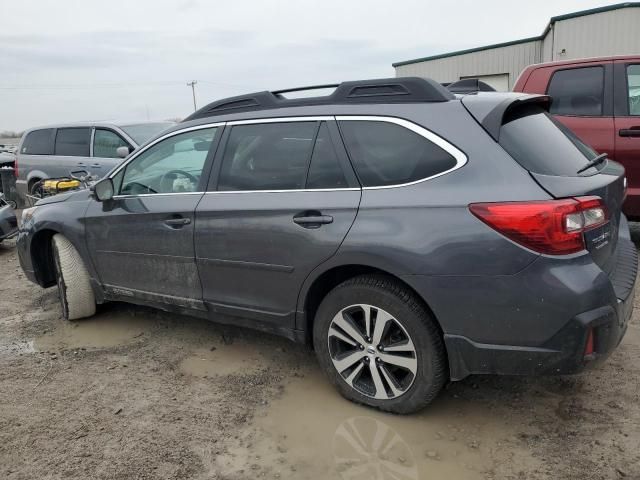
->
[547,66,604,116]
[217,122,317,191]
[499,105,601,176]
[627,64,640,115]
[21,129,55,155]
[94,129,129,158]
[338,120,457,187]
[55,128,91,156]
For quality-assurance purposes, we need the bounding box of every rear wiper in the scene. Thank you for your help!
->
[577,153,608,174]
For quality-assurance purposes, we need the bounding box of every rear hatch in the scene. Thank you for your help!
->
[463,94,626,274]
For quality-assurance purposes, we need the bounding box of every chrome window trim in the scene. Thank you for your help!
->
[335,115,468,190]
[106,115,467,197]
[112,191,205,200]
[108,122,225,180]
[205,188,360,195]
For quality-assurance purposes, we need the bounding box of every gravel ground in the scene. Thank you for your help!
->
[1,232,639,479]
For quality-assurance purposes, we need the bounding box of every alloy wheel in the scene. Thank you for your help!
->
[327,304,418,400]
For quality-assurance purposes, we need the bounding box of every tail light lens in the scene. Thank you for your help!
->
[13,157,18,178]
[469,196,608,255]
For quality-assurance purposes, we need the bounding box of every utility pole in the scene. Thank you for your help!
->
[187,80,198,111]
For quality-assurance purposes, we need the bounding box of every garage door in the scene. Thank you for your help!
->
[460,73,510,92]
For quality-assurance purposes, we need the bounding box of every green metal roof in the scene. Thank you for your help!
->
[392,2,640,68]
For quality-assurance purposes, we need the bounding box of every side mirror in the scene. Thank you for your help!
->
[93,178,114,201]
[116,146,131,159]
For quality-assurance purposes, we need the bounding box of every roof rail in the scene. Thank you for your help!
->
[183,77,455,121]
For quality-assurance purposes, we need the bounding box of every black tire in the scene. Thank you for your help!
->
[313,274,447,414]
[52,234,96,320]
[29,180,44,199]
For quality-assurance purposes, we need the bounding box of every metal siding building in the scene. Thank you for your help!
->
[393,3,640,90]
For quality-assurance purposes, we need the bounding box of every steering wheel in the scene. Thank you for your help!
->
[159,170,199,192]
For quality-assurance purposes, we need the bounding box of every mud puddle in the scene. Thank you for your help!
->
[217,369,541,479]
[180,341,267,377]
[34,309,157,351]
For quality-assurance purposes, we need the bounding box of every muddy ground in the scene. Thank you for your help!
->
[1,234,640,480]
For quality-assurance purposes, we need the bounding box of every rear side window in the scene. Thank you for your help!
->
[218,122,317,191]
[306,123,348,189]
[627,64,640,115]
[21,129,55,155]
[94,129,129,158]
[55,128,91,156]
[547,66,604,116]
[338,120,457,187]
[499,105,600,177]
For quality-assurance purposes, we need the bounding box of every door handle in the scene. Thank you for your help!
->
[77,162,86,166]
[164,217,191,228]
[293,212,333,228]
[619,128,640,137]
[91,163,101,168]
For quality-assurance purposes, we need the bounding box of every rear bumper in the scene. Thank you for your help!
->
[403,222,637,381]
[444,298,632,380]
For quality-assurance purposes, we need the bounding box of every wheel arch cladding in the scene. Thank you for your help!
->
[30,228,59,287]
[302,265,446,345]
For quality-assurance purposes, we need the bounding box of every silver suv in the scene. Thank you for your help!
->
[15,121,174,203]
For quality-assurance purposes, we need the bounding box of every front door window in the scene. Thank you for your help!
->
[120,127,218,195]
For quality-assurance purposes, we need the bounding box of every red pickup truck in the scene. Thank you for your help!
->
[513,56,640,218]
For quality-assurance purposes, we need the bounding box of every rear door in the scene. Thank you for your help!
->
[545,63,615,156]
[54,127,92,178]
[85,125,221,308]
[91,128,133,178]
[195,118,360,327]
[614,61,640,217]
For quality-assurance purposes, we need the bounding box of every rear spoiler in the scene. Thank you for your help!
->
[461,94,551,141]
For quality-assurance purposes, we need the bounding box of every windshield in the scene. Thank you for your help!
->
[499,105,601,177]
[120,122,175,145]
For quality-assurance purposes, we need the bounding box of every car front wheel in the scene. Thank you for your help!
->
[313,275,447,414]
[52,234,96,320]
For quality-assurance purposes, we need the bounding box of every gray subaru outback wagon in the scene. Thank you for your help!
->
[17,78,637,413]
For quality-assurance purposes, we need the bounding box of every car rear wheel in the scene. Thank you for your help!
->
[313,275,447,414]
[52,234,96,320]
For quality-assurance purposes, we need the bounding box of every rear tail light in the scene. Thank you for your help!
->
[469,196,608,255]
[13,157,18,178]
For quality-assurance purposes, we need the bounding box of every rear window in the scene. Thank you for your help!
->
[21,129,55,155]
[338,120,457,187]
[499,105,600,177]
[55,128,91,156]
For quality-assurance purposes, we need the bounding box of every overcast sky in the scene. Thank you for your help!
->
[0,0,624,131]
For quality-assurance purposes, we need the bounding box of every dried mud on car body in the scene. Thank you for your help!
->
[1,237,640,479]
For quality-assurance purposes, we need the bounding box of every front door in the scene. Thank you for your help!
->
[90,128,133,179]
[195,119,361,326]
[614,61,640,217]
[85,125,221,309]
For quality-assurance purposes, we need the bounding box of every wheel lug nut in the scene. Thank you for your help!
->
[378,345,384,351]
[363,357,370,363]
[359,345,364,350]
[376,357,382,363]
